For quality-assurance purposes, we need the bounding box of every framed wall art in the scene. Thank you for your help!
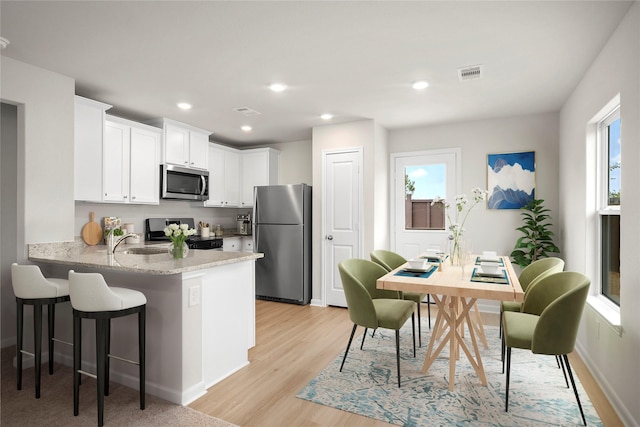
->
[487,151,535,209]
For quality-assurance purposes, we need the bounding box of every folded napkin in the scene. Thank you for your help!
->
[470,267,509,284]
[394,264,437,279]
[475,256,504,266]
[420,254,448,263]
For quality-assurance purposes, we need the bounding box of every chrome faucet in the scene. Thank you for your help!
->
[108,232,137,254]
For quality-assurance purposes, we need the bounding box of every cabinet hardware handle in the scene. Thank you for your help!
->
[327,235,334,240]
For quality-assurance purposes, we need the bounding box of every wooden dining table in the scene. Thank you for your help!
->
[376,254,524,391]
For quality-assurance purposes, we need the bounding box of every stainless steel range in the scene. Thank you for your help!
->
[145,218,223,250]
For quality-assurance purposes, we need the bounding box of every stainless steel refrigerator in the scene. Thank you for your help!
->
[253,184,311,305]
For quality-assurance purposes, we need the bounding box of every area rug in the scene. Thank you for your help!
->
[297,325,602,427]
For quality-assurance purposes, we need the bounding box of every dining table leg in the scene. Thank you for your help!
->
[471,302,489,349]
[449,296,458,391]
[421,295,488,390]
[422,295,450,373]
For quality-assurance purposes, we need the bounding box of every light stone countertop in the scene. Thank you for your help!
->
[28,240,263,275]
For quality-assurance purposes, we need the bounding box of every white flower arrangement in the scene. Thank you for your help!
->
[164,223,197,245]
[432,187,488,264]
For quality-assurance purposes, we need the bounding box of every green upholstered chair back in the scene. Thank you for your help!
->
[339,258,401,300]
[528,272,590,355]
[518,257,565,291]
[370,250,407,272]
[339,259,399,329]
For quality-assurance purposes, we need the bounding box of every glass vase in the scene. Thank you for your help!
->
[450,236,462,266]
[169,241,189,259]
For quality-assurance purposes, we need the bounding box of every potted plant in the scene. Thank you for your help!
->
[510,199,560,268]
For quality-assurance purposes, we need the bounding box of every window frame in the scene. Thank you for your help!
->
[593,105,621,319]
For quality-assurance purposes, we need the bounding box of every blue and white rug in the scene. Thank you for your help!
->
[297,324,602,426]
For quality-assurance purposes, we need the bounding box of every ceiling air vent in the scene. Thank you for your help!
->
[233,107,261,116]
[458,65,483,81]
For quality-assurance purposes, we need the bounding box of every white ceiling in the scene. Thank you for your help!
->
[0,1,633,147]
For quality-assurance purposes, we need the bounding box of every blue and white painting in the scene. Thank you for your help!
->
[487,151,535,209]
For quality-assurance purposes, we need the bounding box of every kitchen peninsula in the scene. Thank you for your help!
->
[28,240,263,405]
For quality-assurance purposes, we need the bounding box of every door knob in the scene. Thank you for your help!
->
[327,235,333,240]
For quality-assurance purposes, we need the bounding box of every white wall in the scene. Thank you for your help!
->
[267,139,312,185]
[558,3,639,425]
[389,112,560,262]
[0,57,75,346]
[311,120,389,303]
[1,103,19,346]
[1,57,76,246]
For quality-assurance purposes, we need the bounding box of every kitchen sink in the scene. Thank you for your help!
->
[121,247,167,255]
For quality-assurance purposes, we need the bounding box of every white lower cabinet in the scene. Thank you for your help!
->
[241,237,254,253]
[103,116,161,204]
[222,236,241,251]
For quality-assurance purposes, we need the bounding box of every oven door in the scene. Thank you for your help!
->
[162,164,209,201]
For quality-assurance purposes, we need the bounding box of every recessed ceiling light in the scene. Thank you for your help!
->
[177,102,192,110]
[411,80,429,90]
[320,113,333,120]
[269,83,287,92]
[241,125,252,132]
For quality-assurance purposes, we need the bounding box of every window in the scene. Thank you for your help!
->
[404,164,446,230]
[392,149,459,256]
[597,107,621,306]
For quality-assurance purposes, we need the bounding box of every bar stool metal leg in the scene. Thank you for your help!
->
[73,314,81,416]
[16,300,24,391]
[139,306,146,410]
[34,303,43,399]
[96,318,108,427]
[48,303,55,375]
[105,319,110,397]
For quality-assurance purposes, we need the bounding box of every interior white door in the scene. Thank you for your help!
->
[323,149,362,307]
[392,149,460,259]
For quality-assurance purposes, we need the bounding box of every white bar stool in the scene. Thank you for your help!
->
[68,270,146,427]
[11,263,70,399]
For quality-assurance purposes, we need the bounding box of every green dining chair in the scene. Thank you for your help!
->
[499,257,565,339]
[370,250,431,346]
[503,271,590,426]
[338,259,416,388]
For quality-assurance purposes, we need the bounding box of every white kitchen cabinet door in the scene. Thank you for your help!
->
[206,144,240,207]
[74,96,111,201]
[104,116,161,205]
[205,146,226,207]
[103,121,130,202]
[224,150,241,207]
[148,118,211,170]
[189,131,209,170]
[240,148,279,207]
[129,126,160,204]
[164,123,190,167]
[241,237,254,253]
[223,236,241,251]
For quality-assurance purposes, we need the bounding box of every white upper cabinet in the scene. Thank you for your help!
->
[74,96,112,202]
[103,116,161,204]
[206,144,240,207]
[206,145,279,208]
[240,148,280,207]
[147,118,211,170]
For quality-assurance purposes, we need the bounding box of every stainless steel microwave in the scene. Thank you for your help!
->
[161,164,209,201]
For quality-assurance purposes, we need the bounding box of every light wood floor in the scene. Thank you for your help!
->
[189,300,622,426]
